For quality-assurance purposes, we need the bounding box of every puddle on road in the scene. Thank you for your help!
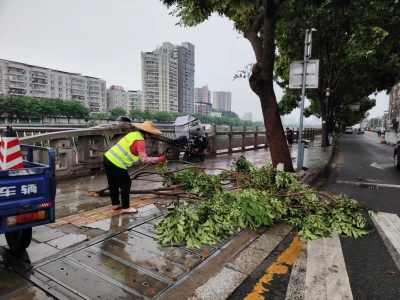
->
[115,231,202,268]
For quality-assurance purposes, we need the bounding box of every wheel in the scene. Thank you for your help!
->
[395,152,400,169]
[182,153,190,162]
[200,152,205,161]
[5,228,32,251]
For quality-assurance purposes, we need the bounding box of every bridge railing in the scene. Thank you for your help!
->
[0,124,320,178]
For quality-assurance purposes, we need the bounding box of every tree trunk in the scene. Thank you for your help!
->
[243,0,294,172]
[250,66,294,172]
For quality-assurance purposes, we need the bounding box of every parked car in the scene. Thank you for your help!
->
[345,127,353,134]
[394,140,400,169]
[357,128,364,134]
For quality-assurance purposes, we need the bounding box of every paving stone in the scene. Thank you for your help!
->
[25,243,60,264]
[46,219,68,228]
[32,226,66,243]
[84,220,113,231]
[47,233,88,249]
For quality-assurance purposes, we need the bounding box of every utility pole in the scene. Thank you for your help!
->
[297,28,317,171]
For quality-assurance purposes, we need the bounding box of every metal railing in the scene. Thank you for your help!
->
[0,124,320,179]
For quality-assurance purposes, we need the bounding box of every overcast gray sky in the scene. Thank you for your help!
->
[0,0,389,121]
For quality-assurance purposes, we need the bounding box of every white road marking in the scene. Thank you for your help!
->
[336,180,400,189]
[370,212,400,255]
[305,234,353,300]
[363,134,381,142]
[370,162,393,170]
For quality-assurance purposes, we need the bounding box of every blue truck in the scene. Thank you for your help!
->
[0,145,57,251]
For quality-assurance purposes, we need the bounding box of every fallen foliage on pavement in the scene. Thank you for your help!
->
[154,156,373,248]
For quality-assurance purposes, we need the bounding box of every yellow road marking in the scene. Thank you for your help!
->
[244,235,306,300]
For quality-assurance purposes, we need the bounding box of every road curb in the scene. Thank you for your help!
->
[301,134,340,186]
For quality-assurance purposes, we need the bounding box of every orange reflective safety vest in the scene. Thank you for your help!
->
[104,131,143,169]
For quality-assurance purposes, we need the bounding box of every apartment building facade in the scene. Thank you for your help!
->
[127,90,143,111]
[0,59,107,113]
[141,42,195,114]
[107,85,143,113]
[195,85,212,115]
[177,42,195,114]
[141,43,179,113]
[212,91,232,111]
[242,112,253,121]
[107,85,128,111]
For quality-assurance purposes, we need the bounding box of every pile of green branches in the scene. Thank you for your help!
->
[154,157,373,248]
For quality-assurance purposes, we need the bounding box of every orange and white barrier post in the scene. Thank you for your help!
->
[0,126,24,170]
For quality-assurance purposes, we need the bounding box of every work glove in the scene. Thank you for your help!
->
[158,156,166,163]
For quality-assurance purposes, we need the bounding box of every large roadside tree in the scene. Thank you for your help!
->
[0,95,26,123]
[62,100,91,123]
[274,0,400,143]
[160,0,294,171]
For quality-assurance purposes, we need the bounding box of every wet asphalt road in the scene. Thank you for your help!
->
[229,131,400,299]
[326,131,400,299]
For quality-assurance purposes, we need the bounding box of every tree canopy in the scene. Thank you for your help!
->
[161,0,295,171]
[0,95,91,123]
[274,0,400,136]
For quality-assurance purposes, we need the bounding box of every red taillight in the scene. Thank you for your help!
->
[16,212,38,224]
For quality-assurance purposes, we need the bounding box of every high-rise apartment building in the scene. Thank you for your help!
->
[141,43,179,113]
[0,59,107,113]
[141,42,195,114]
[195,85,212,115]
[107,85,143,113]
[177,42,195,114]
[242,112,253,121]
[127,90,143,111]
[107,85,128,111]
[212,91,232,111]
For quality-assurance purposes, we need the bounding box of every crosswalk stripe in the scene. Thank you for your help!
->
[371,212,400,254]
[305,234,353,300]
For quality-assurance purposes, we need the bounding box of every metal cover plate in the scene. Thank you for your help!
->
[37,258,144,300]
[115,232,202,268]
[94,239,187,282]
[69,248,169,298]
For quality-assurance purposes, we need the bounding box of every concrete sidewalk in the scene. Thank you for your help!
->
[0,134,335,300]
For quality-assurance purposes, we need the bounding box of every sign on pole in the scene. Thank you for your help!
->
[289,59,319,89]
[349,103,360,111]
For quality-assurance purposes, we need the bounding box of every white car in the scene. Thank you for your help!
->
[345,127,353,134]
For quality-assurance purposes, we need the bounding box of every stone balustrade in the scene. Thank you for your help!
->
[0,124,319,179]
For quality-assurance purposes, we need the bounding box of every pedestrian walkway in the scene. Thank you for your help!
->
[0,135,337,299]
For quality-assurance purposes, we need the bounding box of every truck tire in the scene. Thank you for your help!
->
[5,228,32,251]
[395,152,400,169]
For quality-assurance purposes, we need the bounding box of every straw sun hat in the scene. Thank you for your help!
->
[133,121,162,135]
